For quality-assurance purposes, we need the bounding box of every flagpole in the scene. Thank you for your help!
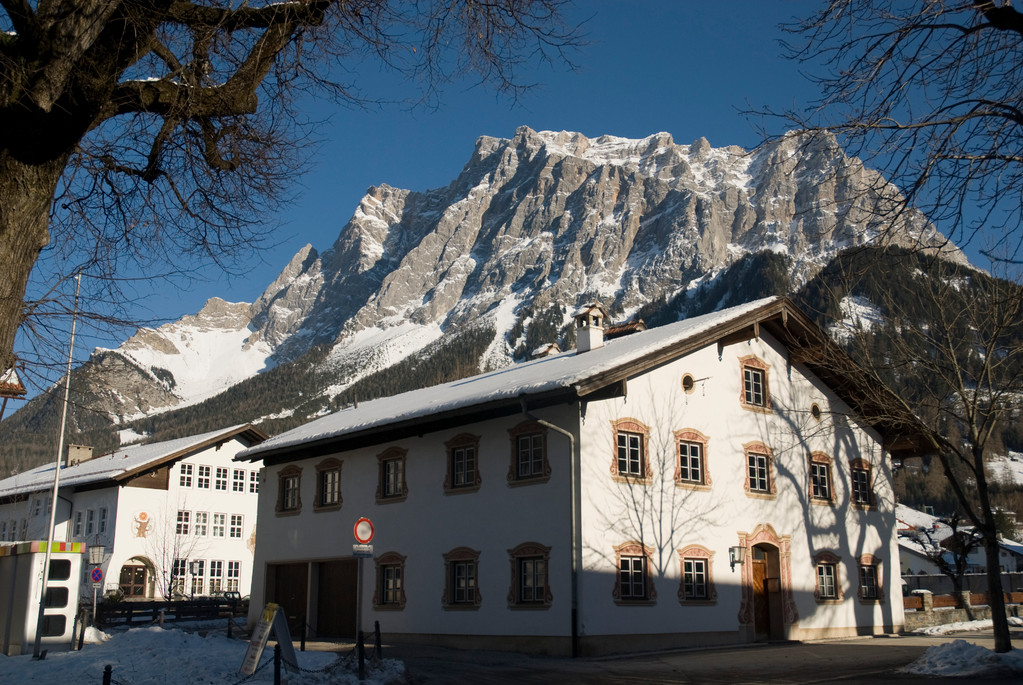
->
[32,272,80,658]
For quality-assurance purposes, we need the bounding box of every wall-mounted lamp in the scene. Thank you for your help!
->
[728,546,746,572]
[88,544,105,566]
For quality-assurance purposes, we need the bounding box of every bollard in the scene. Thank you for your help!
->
[374,620,382,659]
[158,607,166,628]
[274,643,281,685]
[358,630,366,681]
[227,614,233,639]
[300,612,306,652]
[77,610,86,651]
[102,665,112,685]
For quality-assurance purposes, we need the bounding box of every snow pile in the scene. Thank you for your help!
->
[900,639,1023,677]
[0,626,405,685]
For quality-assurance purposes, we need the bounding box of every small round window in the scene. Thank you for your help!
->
[811,403,822,421]
[682,374,695,394]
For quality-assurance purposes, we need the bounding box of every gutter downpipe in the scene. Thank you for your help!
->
[520,396,581,658]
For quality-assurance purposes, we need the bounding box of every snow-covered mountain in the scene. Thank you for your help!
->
[58,127,964,423]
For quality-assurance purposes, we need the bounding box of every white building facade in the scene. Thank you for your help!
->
[0,425,266,602]
[239,298,923,655]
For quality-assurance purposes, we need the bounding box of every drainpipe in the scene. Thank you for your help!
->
[520,396,581,657]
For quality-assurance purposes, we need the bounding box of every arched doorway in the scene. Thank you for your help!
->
[737,524,798,642]
[118,557,155,599]
[751,543,781,641]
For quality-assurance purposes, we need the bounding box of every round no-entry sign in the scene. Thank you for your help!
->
[90,567,103,583]
[354,517,374,544]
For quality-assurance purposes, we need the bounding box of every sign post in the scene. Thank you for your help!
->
[352,516,374,674]
[89,566,103,626]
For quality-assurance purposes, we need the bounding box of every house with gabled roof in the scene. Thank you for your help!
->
[237,296,929,656]
[0,424,266,602]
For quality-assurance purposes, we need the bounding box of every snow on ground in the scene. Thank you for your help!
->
[911,616,1023,636]
[989,452,1023,486]
[900,639,1023,677]
[0,626,404,685]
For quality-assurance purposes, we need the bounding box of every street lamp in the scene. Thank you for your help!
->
[88,545,105,626]
[728,546,746,572]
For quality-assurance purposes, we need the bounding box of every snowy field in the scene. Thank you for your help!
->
[0,626,405,685]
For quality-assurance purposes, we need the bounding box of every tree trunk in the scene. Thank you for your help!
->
[982,535,1012,652]
[0,153,65,374]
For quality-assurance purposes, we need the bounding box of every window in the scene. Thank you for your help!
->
[442,547,481,609]
[73,512,82,537]
[276,466,302,515]
[179,463,193,487]
[613,542,655,604]
[743,442,775,498]
[209,560,223,593]
[678,545,716,604]
[191,560,205,596]
[814,552,843,602]
[249,471,260,494]
[99,508,108,534]
[8,519,15,541]
[376,447,408,503]
[444,434,481,493]
[85,509,95,535]
[0,522,5,540]
[18,519,26,539]
[507,421,550,484]
[215,467,229,491]
[227,561,241,592]
[171,559,187,596]
[681,373,696,394]
[674,429,710,488]
[850,459,874,508]
[212,513,226,537]
[809,452,834,504]
[194,512,208,536]
[230,514,243,538]
[739,355,771,411]
[232,469,246,493]
[314,458,343,511]
[610,419,651,483]
[373,552,407,610]
[176,510,190,535]
[32,498,42,516]
[508,542,551,608]
[858,555,882,602]
[197,465,211,489]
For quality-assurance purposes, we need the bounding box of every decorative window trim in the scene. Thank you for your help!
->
[743,442,776,499]
[738,355,772,413]
[507,542,552,609]
[674,428,711,491]
[849,458,876,510]
[857,554,883,603]
[612,541,656,605]
[444,434,482,494]
[275,465,302,516]
[610,418,652,484]
[678,545,717,604]
[313,458,343,512]
[808,452,835,506]
[813,551,843,603]
[376,447,409,503]
[442,547,482,610]
[506,421,551,485]
[373,552,407,610]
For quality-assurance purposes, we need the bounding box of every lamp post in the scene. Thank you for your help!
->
[189,561,200,599]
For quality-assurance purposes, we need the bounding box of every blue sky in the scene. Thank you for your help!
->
[23,1,822,375]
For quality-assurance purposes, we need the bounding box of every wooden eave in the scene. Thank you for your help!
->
[113,424,268,483]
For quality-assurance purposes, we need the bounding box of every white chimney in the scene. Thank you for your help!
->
[575,303,609,353]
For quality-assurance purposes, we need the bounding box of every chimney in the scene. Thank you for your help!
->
[575,303,609,353]
[66,444,93,467]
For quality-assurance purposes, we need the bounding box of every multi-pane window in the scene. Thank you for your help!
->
[816,563,838,600]
[171,559,187,595]
[516,434,544,479]
[743,366,766,406]
[194,512,208,536]
[677,441,703,484]
[810,457,832,501]
[277,466,302,514]
[209,561,223,592]
[18,519,26,539]
[176,510,190,535]
[8,519,16,541]
[382,565,403,605]
[282,475,299,509]
[683,558,708,600]
[443,547,481,608]
[179,464,193,487]
[315,459,342,510]
[452,561,477,604]
[73,512,82,537]
[229,514,243,538]
[212,513,226,538]
[227,562,240,592]
[748,452,770,493]
[452,446,476,488]
[851,466,872,506]
[382,457,404,498]
[249,471,259,494]
[617,432,644,478]
[859,564,879,600]
[619,555,647,600]
[197,465,211,489]
[232,469,246,493]
[99,508,108,534]
[518,557,546,604]
[0,522,5,540]
[85,509,95,535]
[215,467,229,491]
[190,560,205,595]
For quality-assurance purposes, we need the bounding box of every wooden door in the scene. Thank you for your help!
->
[268,562,309,634]
[316,559,358,638]
[119,565,148,598]
[753,558,770,641]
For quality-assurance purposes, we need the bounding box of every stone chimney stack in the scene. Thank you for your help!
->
[575,303,609,354]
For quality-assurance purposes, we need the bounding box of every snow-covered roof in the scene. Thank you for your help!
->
[0,424,265,499]
[895,503,1023,559]
[0,366,26,397]
[240,297,803,461]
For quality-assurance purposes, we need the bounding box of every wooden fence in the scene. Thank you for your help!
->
[95,597,248,628]
[903,591,1023,611]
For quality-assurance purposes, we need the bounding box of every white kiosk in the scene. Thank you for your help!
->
[0,541,84,655]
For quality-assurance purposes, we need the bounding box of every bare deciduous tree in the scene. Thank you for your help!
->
[0,1,579,377]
